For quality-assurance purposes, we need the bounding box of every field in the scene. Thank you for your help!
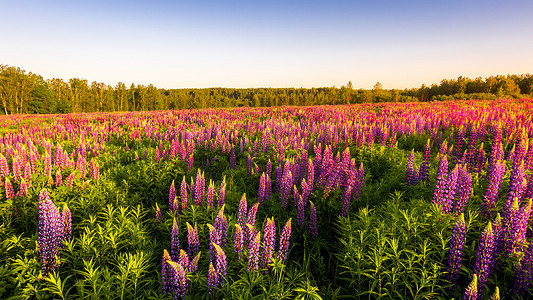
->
[1,99,533,299]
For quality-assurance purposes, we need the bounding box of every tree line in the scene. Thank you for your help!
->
[1,64,532,114]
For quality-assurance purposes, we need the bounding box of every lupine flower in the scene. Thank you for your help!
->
[473,222,495,298]
[178,249,189,271]
[308,201,318,236]
[16,178,29,198]
[463,274,478,300]
[248,231,261,271]
[75,153,86,178]
[189,251,200,272]
[4,177,15,200]
[443,165,460,214]
[453,164,472,215]
[214,205,228,247]
[419,139,431,183]
[66,171,75,188]
[169,180,176,211]
[194,169,205,205]
[433,155,448,207]
[161,249,173,295]
[234,224,244,255]
[406,149,416,185]
[266,159,272,176]
[246,223,258,250]
[206,180,215,209]
[155,203,163,223]
[247,203,259,227]
[61,204,72,241]
[446,214,466,294]
[340,185,353,218]
[218,176,226,207]
[481,160,506,217]
[261,217,276,269]
[438,139,448,156]
[277,219,292,260]
[237,194,248,229]
[171,219,180,261]
[207,224,220,262]
[37,189,66,277]
[167,261,189,300]
[0,153,9,177]
[186,154,194,173]
[512,241,533,297]
[24,162,32,180]
[213,243,227,285]
[474,143,486,174]
[229,147,236,170]
[265,174,272,201]
[281,170,293,208]
[297,196,306,226]
[89,159,99,180]
[258,173,267,204]
[207,262,219,294]
[507,161,526,206]
[186,222,199,258]
[44,152,52,178]
[180,176,188,211]
[246,154,253,176]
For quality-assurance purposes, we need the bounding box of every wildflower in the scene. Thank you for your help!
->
[261,217,276,269]
[171,219,180,261]
[213,243,227,285]
[4,177,15,200]
[512,241,533,297]
[481,160,506,217]
[446,214,466,294]
[237,194,248,229]
[207,262,218,294]
[218,176,226,207]
[169,180,176,211]
[234,224,244,255]
[248,231,261,271]
[463,274,478,300]
[186,222,199,258]
[473,222,495,298]
[247,203,259,227]
[155,203,163,223]
[277,219,292,260]
[161,250,173,295]
[419,139,431,183]
[206,180,215,209]
[180,176,188,211]
[308,201,318,236]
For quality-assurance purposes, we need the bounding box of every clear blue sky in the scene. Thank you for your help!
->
[2,0,532,89]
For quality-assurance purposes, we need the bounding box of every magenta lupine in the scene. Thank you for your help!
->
[89,159,99,180]
[54,169,62,187]
[474,143,486,174]
[248,231,261,271]
[473,222,495,298]
[463,274,478,300]
[75,153,86,178]
[66,171,75,188]
[446,214,466,294]
[12,155,22,181]
[194,170,205,205]
[213,243,227,285]
[206,180,215,209]
[186,154,194,173]
[481,160,506,217]
[178,249,189,272]
[265,174,272,201]
[4,177,15,200]
[513,240,533,297]
[24,162,32,180]
[180,176,188,211]
[0,153,9,177]
[44,152,52,178]
[293,185,300,207]
[61,204,72,241]
[189,251,200,272]
[507,161,526,206]
[277,219,292,260]
[169,180,176,211]
[16,178,29,198]
[207,262,219,294]
[438,139,448,156]
[258,173,267,204]
[155,203,163,223]
[237,194,248,229]
[171,219,180,261]
[234,224,244,255]
[406,149,416,185]
[246,154,253,176]
[218,176,226,207]
[266,159,272,176]
[207,224,220,262]
[433,155,449,207]
[261,218,276,269]
[308,201,318,236]
[186,222,199,258]
[297,196,306,226]
[442,165,460,214]
[306,158,314,190]
[281,170,293,209]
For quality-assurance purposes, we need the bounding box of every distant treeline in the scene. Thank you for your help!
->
[1,64,532,114]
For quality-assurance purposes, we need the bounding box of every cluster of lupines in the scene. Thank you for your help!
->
[472,222,496,298]
[481,160,506,217]
[433,158,472,215]
[161,249,199,300]
[340,163,364,217]
[257,172,272,204]
[419,139,431,183]
[37,189,71,277]
[405,149,419,186]
[513,240,533,297]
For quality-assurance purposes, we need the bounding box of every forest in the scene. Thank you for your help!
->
[1,64,532,115]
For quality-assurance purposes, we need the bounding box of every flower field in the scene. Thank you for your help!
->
[1,99,533,299]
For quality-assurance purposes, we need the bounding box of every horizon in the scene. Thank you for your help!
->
[2,0,533,90]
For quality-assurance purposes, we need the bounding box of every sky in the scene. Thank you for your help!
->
[1,0,533,89]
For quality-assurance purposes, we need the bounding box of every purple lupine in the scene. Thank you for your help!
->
[481,160,506,217]
[281,170,293,209]
[453,127,465,166]
[340,185,353,218]
[247,203,259,227]
[246,154,253,176]
[180,176,188,212]
[491,213,505,262]
[297,196,306,226]
[406,149,416,186]
[186,154,194,173]
[507,161,526,206]
[206,180,215,209]
[472,221,495,298]
[276,164,284,194]
[44,152,52,178]
[207,262,219,294]
[513,240,533,297]
[186,222,199,258]
[189,251,200,272]
[229,147,236,170]
[169,180,176,211]
[237,194,248,229]
[214,206,228,247]
[167,261,189,300]
[463,274,478,300]
[218,176,226,207]
[419,139,431,183]
[194,170,205,205]
[453,164,472,215]
[266,159,272,176]
[293,185,300,207]
[213,243,227,285]
[306,158,314,190]
[171,219,180,261]
[161,249,173,295]
[37,189,65,277]
[353,163,365,201]
[155,203,163,223]
[308,201,318,236]
[277,219,292,260]
[178,249,189,272]
[247,231,261,271]
[265,174,272,201]
[4,177,15,200]
[474,143,486,174]
[446,214,466,294]
[258,173,267,204]
[246,223,258,251]
[261,217,276,269]
[234,224,244,255]
[438,139,448,157]
[432,155,449,207]
[207,224,220,262]
[442,165,460,214]
[0,153,9,177]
